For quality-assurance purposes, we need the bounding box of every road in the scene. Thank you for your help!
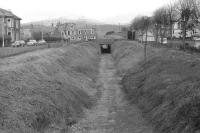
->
[70,55,154,133]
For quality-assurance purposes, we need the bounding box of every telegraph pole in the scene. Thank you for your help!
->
[144,17,149,63]
[2,16,5,48]
[145,28,148,63]
[41,31,43,40]
[144,17,150,78]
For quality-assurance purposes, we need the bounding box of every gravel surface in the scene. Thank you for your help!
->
[69,55,154,133]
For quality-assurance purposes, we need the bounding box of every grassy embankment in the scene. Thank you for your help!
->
[0,42,64,58]
[113,40,200,133]
[0,42,99,133]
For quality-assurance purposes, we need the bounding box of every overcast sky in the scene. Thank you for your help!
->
[1,0,173,24]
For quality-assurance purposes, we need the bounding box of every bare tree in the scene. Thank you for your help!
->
[177,0,199,47]
[152,7,169,44]
[130,16,151,62]
[130,16,151,43]
[166,2,178,43]
[143,17,151,63]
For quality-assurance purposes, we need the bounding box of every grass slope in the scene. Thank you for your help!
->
[0,42,99,133]
[113,41,200,133]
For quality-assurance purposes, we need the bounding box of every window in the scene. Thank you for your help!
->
[7,18,12,27]
[90,36,95,39]
[68,31,70,35]
[79,30,81,34]
[8,32,11,36]
[91,29,94,34]
[178,23,181,29]
[16,20,19,28]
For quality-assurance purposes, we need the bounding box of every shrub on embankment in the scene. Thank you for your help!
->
[113,41,200,133]
[0,42,99,133]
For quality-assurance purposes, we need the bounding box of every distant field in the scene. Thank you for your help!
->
[0,42,63,58]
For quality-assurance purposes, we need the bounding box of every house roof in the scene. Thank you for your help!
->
[0,8,21,20]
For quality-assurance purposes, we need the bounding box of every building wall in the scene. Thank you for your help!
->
[136,31,155,42]
[57,23,97,42]
[172,22,200,38]
[0,17,21,42]
[20,29,32,40]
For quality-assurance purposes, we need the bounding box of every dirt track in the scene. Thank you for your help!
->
[70,55,154,133]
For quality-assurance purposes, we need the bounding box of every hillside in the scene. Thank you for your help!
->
[22,17,122,38]
[22,17,103,27]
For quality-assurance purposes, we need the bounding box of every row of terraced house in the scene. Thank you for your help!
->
[20,23,97,42]
[134,21,200,42]
[56,23,97,42]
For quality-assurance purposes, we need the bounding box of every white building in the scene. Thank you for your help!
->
[172,22,200,38]
[0,8,21,42]
[136,31,155,42]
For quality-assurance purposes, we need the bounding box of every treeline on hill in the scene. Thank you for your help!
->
[130,0,200,48]
[105,31,115,35]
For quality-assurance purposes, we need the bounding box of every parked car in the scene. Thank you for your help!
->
[38,40,47,45]
[19,40,26,47]
[193,37,200,41]
[11,41,20,47]
[11,40,26,47]
[27,40,37,46]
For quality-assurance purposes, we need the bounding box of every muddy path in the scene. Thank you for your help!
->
[70,55,154,133]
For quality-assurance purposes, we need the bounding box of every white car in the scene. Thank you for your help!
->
[11,40,25,47]
[27,40,37,46]
[194,41,200,49]
[11,41,20,47]
[19,40,26,46]
[194,37,200,41]
[38,40,46,45]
